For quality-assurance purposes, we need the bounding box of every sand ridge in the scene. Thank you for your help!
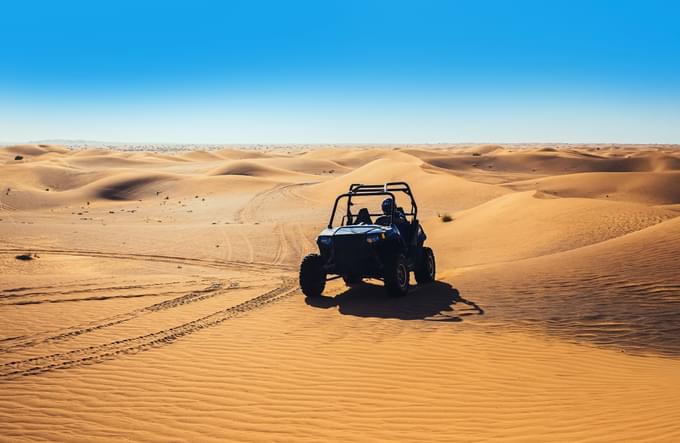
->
[1,144,679,441]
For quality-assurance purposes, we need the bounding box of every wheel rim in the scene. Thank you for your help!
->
[397,263,407,288]
[427,254,434,278]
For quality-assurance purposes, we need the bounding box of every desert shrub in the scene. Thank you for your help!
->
[439,213,453,223]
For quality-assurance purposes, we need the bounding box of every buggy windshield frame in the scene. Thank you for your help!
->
[327,182,418,228]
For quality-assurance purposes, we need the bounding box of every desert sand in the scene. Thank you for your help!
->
[1,143,679,442]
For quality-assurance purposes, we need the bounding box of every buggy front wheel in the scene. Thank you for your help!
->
[384,254,410,297]
[299,254,326,298]
[415,247,436,284]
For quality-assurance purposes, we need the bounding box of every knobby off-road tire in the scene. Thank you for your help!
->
[384,254,410,297]
[299,254,326,298]
[415,247,436,285]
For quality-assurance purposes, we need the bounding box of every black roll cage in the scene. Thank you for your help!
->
[327,182,418,229]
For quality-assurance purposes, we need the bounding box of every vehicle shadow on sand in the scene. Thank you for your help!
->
[305,280,484,321]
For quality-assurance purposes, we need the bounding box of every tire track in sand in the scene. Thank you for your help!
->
[0,281,235,353]
[237,231,255,263]
[233,182,318,265]
[271,222,290,265]
[0,280,200,301]
[220,226,234,261]
[0,278,298,380]
[0,248,294,271]
[295,222,317,257]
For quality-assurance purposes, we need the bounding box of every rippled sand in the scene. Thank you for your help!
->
[1,143,679,441]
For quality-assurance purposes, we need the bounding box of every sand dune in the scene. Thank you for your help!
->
[1,144,679,442]
[454,216,680,356]
[1,144,70,158]
[429,190,675,268]
[507,171,680,204]
[412,145,680,186]
[208,159,320,181]
[301,158,511,214]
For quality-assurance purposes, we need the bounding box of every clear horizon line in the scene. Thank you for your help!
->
[2,139,679,147]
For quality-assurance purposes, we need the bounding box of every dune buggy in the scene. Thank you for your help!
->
[299,182,435,298]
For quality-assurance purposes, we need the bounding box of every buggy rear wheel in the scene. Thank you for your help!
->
[384,254,410,297]
[415,247,436,284]
[299,254,326,298]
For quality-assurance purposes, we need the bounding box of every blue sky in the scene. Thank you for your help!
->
[1,0,678,143]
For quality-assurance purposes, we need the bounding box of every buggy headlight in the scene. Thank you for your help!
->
[366,233,385,244]
[318,236,332,246]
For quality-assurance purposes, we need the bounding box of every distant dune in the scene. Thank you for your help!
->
[1,144,679,442]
